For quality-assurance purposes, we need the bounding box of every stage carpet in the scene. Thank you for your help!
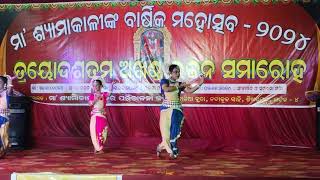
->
[0,147,320,180]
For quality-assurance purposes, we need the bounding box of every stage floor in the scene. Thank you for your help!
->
[1,147,320,179]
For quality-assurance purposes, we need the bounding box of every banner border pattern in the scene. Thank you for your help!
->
[0,0,314,11]
[30,100,316,108]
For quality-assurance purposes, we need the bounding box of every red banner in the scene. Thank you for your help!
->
[2,1,319,107]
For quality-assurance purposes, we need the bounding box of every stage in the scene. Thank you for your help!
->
[1,146,320,180]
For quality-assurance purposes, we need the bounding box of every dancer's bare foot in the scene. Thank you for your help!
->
[156,145,162,157]
[169,153,177,159]
[94,150,104,154]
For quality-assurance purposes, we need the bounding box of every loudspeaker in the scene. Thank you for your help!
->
[8,96,31,149]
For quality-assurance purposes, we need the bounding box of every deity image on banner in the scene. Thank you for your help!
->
[140,29,164,64]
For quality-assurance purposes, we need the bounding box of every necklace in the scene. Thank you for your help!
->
[94,91,101,95]
[169,78,176,83]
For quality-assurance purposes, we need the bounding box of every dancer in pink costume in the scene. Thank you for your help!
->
[89,77,114,154]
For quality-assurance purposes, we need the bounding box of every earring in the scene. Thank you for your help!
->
[4,84,7,90]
